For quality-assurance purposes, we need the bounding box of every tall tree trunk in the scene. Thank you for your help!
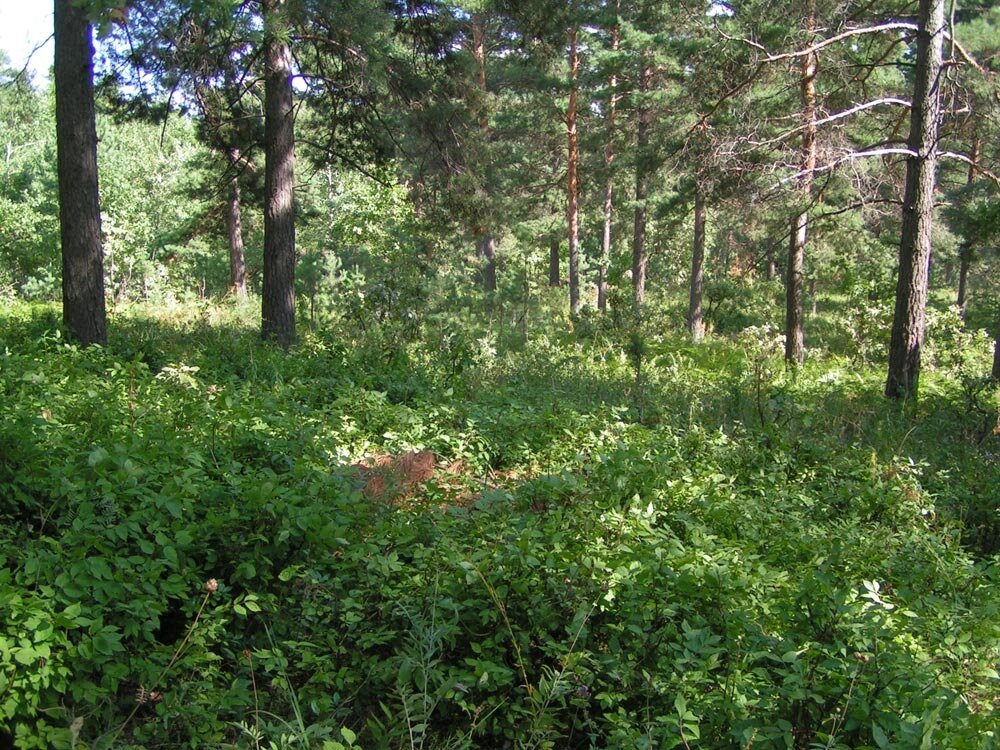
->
[478,232,498,293]
[472,13,498,293]
[956,142,978,321]
[549,234,560,286]
[54,0,106,346]
[632,53,652,306]
[598,14,620,314]
[957,244,971,320]
[227,149,247,298]
[688,186,706,341]
[993,306,1000,380]
[785,5,817,365]
[566,25,581,314]
[885,0,945,399]
[261,0,296,348]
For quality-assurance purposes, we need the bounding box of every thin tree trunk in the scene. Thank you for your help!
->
[632,54,652,306]
[549,234,560,286]
[471,13,498,293]
[472,14,489,134]
[956,142,978,321]
[227,149,247,298]
[885,0,945,399]
[54,0,106,346]
[688,186,706,341]
[567,25,581,314]
[993,306,1000,380]
[598,13,620,314]
[957,244,971,320]
[766,242,777,281]
[785,5,817,365]
[478,233,498,293]
[261,0,296,348]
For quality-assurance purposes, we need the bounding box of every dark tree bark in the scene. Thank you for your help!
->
[885,0,945,399]
[549,234,560,286]
[261,0,296,348]
[227,149,247,298]
[688,186,706,341]
[632,54,652,306]
[566,25,581,314]
[785,5,817,365]
[54,0,106,346]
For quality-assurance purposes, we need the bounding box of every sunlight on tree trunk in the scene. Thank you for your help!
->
[993,308,1000,380]
[227,149,247,299]
[598,12,620,314]
[566,24,581,314]
[688,186,706,341]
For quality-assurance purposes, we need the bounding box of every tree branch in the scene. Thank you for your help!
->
[748,97,911,148]
[776,147,915,186]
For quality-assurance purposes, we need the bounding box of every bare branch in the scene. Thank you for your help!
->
[730,22,919,63]
[776,147,916,186]
[748,97,911,148]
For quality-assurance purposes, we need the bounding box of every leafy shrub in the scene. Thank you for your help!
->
[1,303,998,749]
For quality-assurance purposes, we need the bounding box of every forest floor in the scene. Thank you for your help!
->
[1,297,999,749]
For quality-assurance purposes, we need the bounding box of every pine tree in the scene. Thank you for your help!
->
[885,0,946,399]
[54,0,107,346]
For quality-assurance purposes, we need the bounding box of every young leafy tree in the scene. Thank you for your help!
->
[54,0,107,345]
[100,1,260,299]
[0,57,58,292]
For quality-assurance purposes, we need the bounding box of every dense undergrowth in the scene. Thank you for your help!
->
[1,298,999,749]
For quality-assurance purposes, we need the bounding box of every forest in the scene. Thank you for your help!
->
[1,0,1000,747]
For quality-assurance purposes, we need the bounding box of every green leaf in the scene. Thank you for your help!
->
[873,724,889,748]
[88,447,109,467]
[13,647,36,665]
[674,694,686,716]
[163,546,178,566]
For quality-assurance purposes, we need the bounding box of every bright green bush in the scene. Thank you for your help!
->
[1,302,998,749]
